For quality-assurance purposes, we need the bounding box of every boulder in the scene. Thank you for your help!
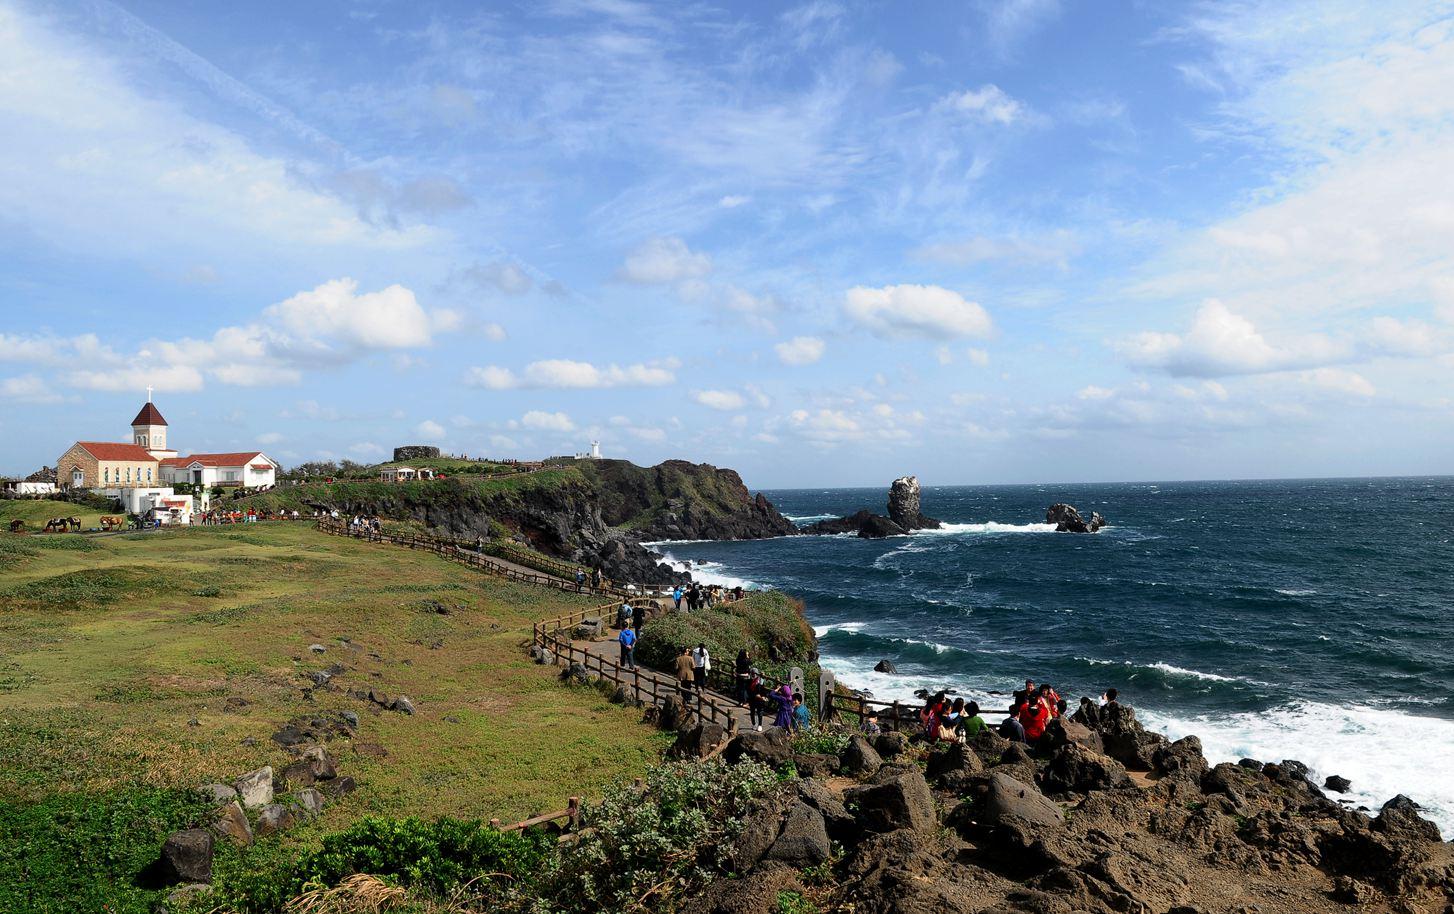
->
[980,772,1065,829]
[1372,794,1442,843]
[792,753,837,779]
[802,510,907,539]
[1324,774,1352,794]
[873,659,897,674]
[256,803,296,837]
[797,779,856,841]
[197,783,238,805]
[391,695,416,715]
[281,746,337,788]
[1151,735,1209,782]
[872,731,907,759]
[293,787,325,818]
[925,741,984,791]
[672,722,726,759]
[887,476,941,531]
[1040,718,1103,755]
[658,695,693,732]
[233,767,273,809]
[764,802,831,866]
[159,829,213,884]
[210,801,253,847]
[572,618,603,639]
[321,776,358,800]
[843,768,936,833]
[309,643,326,653]
[1041,743,1130,795]
[840,734,884,776]
[732,796,793,872]
[724,727,793,768]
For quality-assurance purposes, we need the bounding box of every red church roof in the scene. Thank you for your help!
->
[160,452,272,468]
[76,441,157,462]
[131,402,168,427]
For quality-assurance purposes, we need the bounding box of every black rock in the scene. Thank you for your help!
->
[803,510,907,539]
[887,476,942,531]
[1325,774,1352,793]
[873,659,898,674]
[159,829,213,884]
[1045,503,1106,533]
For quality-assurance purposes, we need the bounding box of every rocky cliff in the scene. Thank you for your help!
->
[252,460,795,583]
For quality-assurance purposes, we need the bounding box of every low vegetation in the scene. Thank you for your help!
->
[0,522,670,913]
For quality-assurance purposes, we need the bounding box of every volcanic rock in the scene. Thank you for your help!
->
[1046,503,1106,533]
[887,475,942,530]
[159,829,213,884]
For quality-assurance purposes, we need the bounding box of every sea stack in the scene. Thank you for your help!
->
[887,476,941,531]
[1046,503,1106,533]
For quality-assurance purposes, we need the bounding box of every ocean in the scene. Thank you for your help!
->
[649,476,1454,833]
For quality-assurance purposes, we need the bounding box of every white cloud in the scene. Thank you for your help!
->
[936,84,1029,125]
[1077,385,1115,401]
[966,348,991,367]
[462,260,533,295]
[1300,368,1375,398]
[521,410,576,432]
[266,278,435,349]
[465,358,678,390]
[693,389,747,411]
[775,336,825,366]
[257,432,284,445]
[1120,300,1348,378]
[0,374,61,403]
[616,237,712,284]
[482,323,508,342]
[416,419,446,439]
[844,284,993,339]
[718,195,750,208]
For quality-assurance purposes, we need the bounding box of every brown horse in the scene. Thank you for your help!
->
[43,516,81,533]
[99,516,125,531]
[7,519,24,533]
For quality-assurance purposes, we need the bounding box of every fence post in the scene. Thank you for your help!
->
[818,669,836,720]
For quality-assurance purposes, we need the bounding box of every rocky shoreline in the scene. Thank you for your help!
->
[673,698,1453,914]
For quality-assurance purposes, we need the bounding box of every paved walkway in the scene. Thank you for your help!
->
[576,632,758,733]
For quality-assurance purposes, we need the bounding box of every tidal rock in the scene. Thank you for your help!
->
[1151,735,1209,782]
[1045,503,1106,533]
[233,767,273,809]
[887,475,942,530]
[803,510,907,539]
[873,659,897,673]
[1372,794,1442,843]
[1325,774,1352,793]
[159,829,213,884]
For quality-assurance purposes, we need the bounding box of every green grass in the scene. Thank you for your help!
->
[0,498,115,533]
[0,522,672,913]
[238,469,585,516]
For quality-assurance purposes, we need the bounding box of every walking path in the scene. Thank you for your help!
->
[574,631,757,733]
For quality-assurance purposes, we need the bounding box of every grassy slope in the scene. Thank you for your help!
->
[0,522,667,836]
[0,498,114,531]
[239,468,585,515]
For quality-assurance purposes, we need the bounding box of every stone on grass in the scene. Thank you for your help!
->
[159,829,213,884]
[233,767,273,809]
[293,787,325,818]
[198,783,238,805]
[764,802,830,866]
[256,804,296,837]
[391,695,416,715]
[211,801,253,847]
[321,775,357,799]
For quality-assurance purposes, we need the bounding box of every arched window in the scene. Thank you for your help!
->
[104,468,110,483]
[125,467,132,483]
[147,467,153,482]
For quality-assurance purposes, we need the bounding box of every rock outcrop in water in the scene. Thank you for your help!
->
[804,476,942,539]
[1047,502,1106,533]
[887,475,942,531]
[700,698,1454,914]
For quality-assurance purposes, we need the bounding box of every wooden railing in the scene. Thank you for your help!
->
[824,690,1010,732]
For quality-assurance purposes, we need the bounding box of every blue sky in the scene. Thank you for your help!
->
[2,0,1453,487]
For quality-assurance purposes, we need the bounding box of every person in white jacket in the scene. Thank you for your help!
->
[691,643,711,694]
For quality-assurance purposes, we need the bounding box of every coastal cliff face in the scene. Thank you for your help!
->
[253,459,795,583]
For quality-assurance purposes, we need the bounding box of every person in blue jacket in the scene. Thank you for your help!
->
[617,626,636,669]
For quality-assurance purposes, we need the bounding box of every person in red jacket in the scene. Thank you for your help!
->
[1018,694,1050,744]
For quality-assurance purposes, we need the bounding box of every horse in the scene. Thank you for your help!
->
[99,515,125,531]
[43,517,69,533]
[7,519,24,533]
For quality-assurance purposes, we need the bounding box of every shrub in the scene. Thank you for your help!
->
[541,758,778,912]
[791,725,850,757]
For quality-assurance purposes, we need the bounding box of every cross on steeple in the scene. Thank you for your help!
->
[146,385,153,403]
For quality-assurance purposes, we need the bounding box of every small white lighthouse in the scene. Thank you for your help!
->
[590,440,602,459]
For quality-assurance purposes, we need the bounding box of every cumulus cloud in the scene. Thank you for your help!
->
[774,336,826,365]
[693,389,747,410]
[0,374,61,403]
[416,419,446,439]
[465,358,678,390]
[936,84,1029,125]
[265,278,436,349]
[1119,300,1352,378]
[616,237,712,284]
[521,410,575,432]
[844,284,993,339]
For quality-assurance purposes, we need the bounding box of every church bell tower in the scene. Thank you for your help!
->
[131,389,177,460]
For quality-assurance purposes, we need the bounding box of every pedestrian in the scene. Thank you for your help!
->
[772,682,794,730]
[575,569,585,593]
[747,671,768,730]
[672,585,684,611]
[734,649,752,704]
[618,626,637,669]
[692,643,711,693]
[791,695,810,733]
[675,646,696,699]
[618,600,633,630]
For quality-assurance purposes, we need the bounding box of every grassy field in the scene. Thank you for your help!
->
[0,497,115,532]
[0,522,670,911]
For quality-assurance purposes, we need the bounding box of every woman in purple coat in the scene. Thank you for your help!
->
[772,682,794,730]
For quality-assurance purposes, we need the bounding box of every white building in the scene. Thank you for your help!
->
[5,480,57,495]
[380,466,435,482]
[118,487,195,524]
[160,452,278,489]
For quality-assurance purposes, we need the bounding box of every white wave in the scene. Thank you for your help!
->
[1076,657,1258,685]
[787,513,836,523]
[826,654,1454,836]
[1144,702,1454,837]
[1275,588,1317,596]
[813,621,868,636]
[652,550,759,589]
[918,521,1058,535]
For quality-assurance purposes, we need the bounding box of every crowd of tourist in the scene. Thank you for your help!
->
[670,582,746,611]
[196,507,303,525]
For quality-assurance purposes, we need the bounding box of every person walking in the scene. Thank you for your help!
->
[618,626,637,669]
[772,682,794,730]
[734,649,752,704]
[674,646,696,699]
[672,585,684,611]
[747,672,768,731]
[575,569,585,593]
[691,643,711,694]
[617,600,633,630]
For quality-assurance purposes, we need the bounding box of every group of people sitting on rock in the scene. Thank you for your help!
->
[670,582,745,612]
[857,679,1121,753]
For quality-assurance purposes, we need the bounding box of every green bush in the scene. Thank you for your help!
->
[541,758,778,912]
[776,890,820,914]
[791,725,850,757]
[0,787,215,914]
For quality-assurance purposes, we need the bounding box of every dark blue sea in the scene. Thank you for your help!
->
[649,477,1454,831]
